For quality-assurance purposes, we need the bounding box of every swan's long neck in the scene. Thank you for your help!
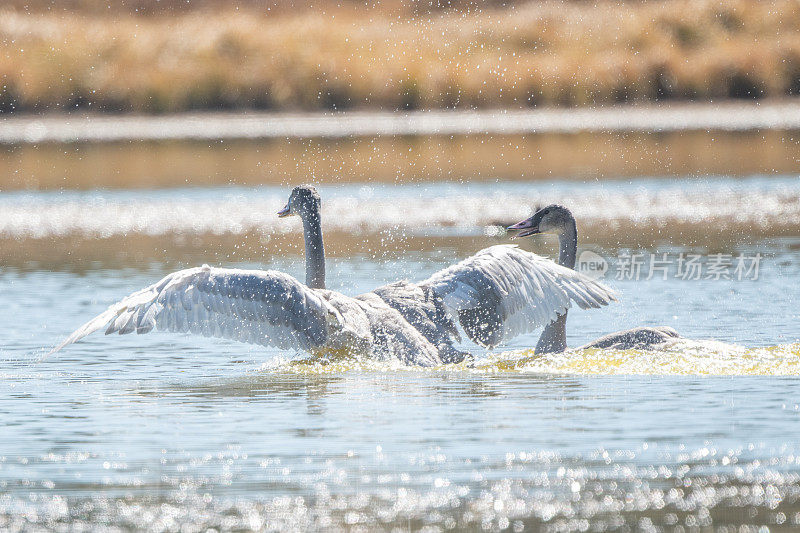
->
[301,210,326,289]
[535,217,577,354]
[557,218,577,270]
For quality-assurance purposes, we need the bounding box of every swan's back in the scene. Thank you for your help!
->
[368,281,460,347]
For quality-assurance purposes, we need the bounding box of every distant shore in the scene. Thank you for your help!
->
[5,1,800,115]
[4,102,800,144]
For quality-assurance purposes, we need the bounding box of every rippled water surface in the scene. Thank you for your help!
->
[2,177,800,531]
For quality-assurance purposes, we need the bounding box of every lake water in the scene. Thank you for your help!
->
[1,175,800,530]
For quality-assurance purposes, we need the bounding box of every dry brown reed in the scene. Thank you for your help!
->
[3,0,800,113]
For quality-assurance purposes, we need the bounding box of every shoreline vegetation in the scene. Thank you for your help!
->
[3,1,800,114]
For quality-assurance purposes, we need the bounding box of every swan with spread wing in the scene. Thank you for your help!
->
[49,186,617,365]
[508,204,681,353]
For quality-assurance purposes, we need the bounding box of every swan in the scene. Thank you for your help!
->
[49,186,618,366]
[508,204,681,353]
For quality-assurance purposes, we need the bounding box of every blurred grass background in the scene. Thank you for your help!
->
[3,0,800,114]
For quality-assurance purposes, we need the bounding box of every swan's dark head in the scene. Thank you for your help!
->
[278,185,322,219]
[508,204,574,238]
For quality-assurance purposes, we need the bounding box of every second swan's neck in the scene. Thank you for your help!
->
[535,216,578,354]
[557,217,578,270]
[301,210,326,289]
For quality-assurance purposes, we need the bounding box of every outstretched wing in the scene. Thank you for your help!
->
[421,245,618,347]
[48,265,339,354]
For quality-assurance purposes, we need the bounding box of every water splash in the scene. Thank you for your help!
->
[272,341,800,376]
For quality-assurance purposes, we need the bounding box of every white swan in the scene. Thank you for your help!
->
[49,186,618,366]
[508,204,681,353]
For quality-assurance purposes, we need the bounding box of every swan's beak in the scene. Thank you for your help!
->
[507,217,540,238]
[277,204,291,218]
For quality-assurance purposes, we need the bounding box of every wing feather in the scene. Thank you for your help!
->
[421,245,618,347]
[48,265,338,355]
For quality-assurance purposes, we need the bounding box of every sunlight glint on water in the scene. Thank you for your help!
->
[1,178,799,531]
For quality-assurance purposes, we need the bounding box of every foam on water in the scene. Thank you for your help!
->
[0,176,798,239]
[492,341,800,376]
[267,341,800,377]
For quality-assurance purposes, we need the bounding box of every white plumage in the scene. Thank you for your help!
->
[50,186,620,365]
[421,245,617,347]
[50,245,617,365]
[51,265,338,354]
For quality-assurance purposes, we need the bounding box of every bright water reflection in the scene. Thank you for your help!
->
[1,234,800,529]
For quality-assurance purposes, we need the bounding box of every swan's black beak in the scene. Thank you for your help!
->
[507,217,540,238]
[277,204,291,218]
